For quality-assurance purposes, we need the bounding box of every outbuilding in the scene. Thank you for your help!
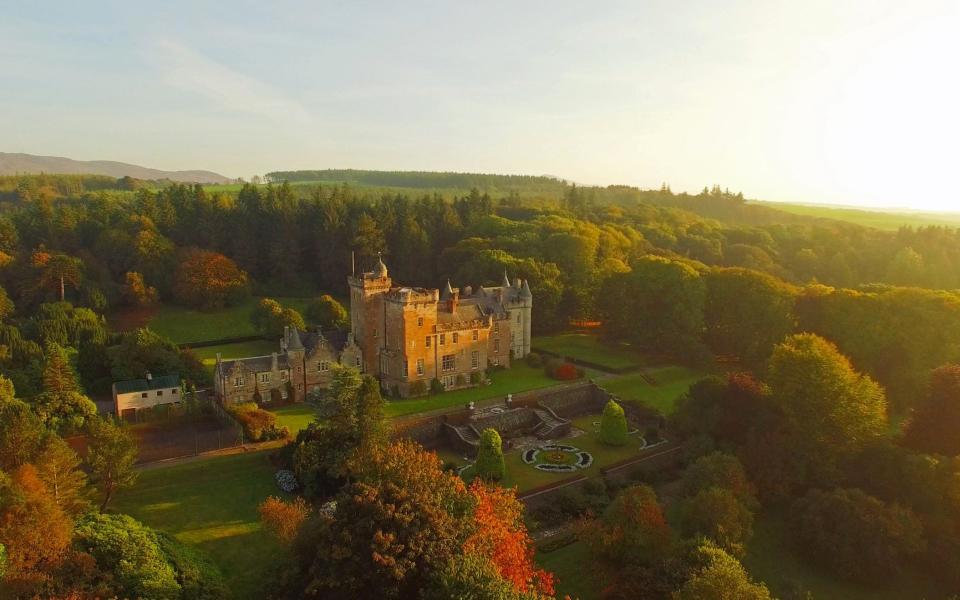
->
[112,373,181,421]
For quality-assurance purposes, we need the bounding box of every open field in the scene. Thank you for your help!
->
[384,363,563,418]
[149,296,313,344]
[270,403,318,433]
[601,366,707,415]
[533,333,645,371]
[744,511,945,600]
[753,200,960,231]
[112,450,286,600]
[537,541,598,600]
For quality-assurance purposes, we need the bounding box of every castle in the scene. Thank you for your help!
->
[214,257,532,402]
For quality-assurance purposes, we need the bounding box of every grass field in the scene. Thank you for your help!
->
[602,366,707,415]
[384,364,563,418]
[113,451,286,600]
[149,296,313,344]
[191,340,279,372]
[537,541,598,600]
[270,403,318,433]
[753,200,960,231]
[744,511,945,600]
[533,333,645,371]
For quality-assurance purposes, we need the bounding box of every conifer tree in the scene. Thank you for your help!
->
[42,343,79,395]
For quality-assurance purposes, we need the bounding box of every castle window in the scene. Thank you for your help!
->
[472,329,479,341]
[471,351,479,369]
[281,389,288,400]
[281,370,288,381]
[426,336,431,348]
[402,360,408,378]
[157,390,163,397]
[442,354,455,372]
[259,373,270,384]
[452,332,459,344]
[410,340,415,349]
[141,392,147,398]
[494,339,500,353]
[517,313,521,323]
[417,317,423,327]
[417,358,424,376]
[494,322,499,334]
[234,376,244,387]
[439,333,445,346]
[297,384,303,391]
[356,356,361,367]
[319,361,330,372]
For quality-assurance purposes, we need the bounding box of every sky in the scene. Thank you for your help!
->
[1,1,958,210]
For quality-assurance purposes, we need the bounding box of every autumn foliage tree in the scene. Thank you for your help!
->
[259,496,312,546]
[465,481,555,595]
[172,247,249,310]
[121,271,158,307]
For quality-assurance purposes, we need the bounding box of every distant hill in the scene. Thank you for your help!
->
[0,152,231,184]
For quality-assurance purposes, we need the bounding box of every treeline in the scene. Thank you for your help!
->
[265,168,567,192]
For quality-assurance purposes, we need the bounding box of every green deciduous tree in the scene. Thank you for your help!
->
[767,333,887,485]
[476,428,506,481]
[86,417,138,512]
[704,267,796,368]
[679,487,754,558]
[306,294,348,329]
[904,364,960,456]
[250,298,306,338]
[674,540,772,600]
[599,399,628,446]
[790,487,924,584]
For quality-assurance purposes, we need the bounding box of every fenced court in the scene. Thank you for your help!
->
[131,407,244,464]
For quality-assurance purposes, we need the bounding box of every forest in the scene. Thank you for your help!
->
[4,171,960,598]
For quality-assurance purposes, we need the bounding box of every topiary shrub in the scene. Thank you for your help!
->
[455,374,467,387]
[599,400,628,446]
[526,352,543,368]
[469,371,482,385]
[475,428,506,481]
[430,378,444,394]
[408,380,427,397]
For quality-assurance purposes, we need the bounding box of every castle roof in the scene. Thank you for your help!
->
[520,279,532,299]
[218,354,291,376]
[286,326,304,351]
[440,280,454,301]
[374,255,388,278]
[502,270,511,287]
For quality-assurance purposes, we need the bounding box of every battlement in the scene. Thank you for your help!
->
[385,286,439,304]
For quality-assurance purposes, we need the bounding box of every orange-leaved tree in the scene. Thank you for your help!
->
[465,480,555,596]
[259,496,311,545]
[172,247,249,310]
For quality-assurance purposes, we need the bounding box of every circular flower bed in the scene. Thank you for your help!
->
[522,444,594,472]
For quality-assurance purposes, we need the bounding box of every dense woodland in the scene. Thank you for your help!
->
[5,171,960,597]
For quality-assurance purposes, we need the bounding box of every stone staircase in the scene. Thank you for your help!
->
[532,408,571,439]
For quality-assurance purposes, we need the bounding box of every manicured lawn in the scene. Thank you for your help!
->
[384,364,563,418]
[270,403,318,434]
[457,414,649,493]
[744,511,945,600]
[537,541,599,600]
[113,451,287,600]
[533,333,645,371]
[602,366,707,415]
[191,340,279,372]
[149,296,313,344]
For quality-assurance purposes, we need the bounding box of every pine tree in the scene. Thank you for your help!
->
[355,375,387,451]
[42,343,79,395]
[475,429,506,481]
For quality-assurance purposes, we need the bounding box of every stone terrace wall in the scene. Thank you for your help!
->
[537,381,608,418]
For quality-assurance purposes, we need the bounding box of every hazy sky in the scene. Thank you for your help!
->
[2,1,958,210]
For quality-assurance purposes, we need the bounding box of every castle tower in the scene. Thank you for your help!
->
[500,273,533,358]
[284,326,306,401]
[348,255,392,375]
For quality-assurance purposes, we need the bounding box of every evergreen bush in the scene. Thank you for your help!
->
[430,378,444,394]
[475,428,506,481]
[599,400,629,446]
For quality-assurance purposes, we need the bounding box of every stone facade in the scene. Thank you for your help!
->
[213,327,363,405]
[349,257,533,396]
